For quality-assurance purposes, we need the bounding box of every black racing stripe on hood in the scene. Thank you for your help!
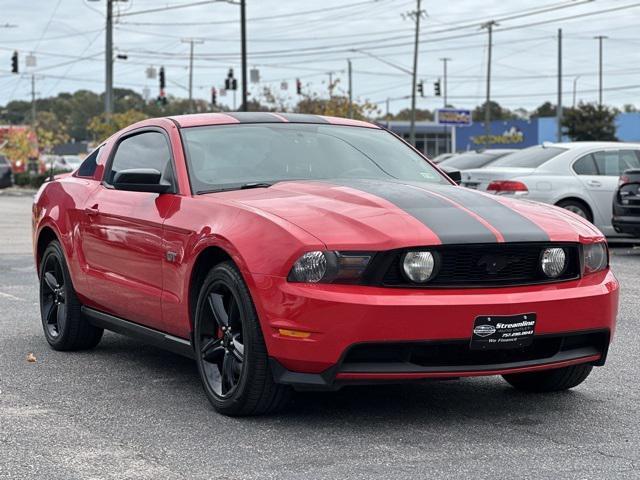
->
[225,112,285,123]
[333,179,498,244]
[408,183,550,242]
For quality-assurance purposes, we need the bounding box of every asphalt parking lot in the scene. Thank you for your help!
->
[0,192,638,480]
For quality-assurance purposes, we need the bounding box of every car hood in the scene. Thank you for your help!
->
[211,179,604,249]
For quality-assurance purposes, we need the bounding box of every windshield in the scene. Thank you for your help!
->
[440,153,498,170]
[489,145,567,168]
[181,123,448,193]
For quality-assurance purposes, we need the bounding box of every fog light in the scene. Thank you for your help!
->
[540,247,566,278]
[402,251,437,283]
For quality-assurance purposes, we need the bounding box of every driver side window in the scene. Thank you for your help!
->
[108,131,174,186]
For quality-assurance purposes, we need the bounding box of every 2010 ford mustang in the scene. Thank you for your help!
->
[32,112,619,416]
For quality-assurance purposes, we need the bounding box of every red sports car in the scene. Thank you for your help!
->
[32,113,619,416]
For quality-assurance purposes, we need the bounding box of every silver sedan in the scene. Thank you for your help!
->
[461,141,640,237]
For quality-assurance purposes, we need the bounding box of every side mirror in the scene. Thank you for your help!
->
[441,167,462,185]
[113,168,171,193]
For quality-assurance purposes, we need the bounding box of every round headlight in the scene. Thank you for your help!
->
[402,251,436,283]
[540,247,566,278]
[290,251,327,283]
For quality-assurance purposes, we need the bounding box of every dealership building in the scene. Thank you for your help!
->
[386,112,640,158]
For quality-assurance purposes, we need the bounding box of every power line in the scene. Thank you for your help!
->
[116,0,234,18]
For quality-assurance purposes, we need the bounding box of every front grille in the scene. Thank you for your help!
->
[339,331,609,373]
[376,243,580,288]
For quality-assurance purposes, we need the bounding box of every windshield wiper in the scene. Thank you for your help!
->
[196,182,274,195]
[240,182,273,189]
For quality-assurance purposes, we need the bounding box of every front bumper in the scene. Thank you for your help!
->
[612,215,640,236]
[251,269,619,387]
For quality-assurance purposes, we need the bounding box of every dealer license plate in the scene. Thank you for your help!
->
[470,313,536,350]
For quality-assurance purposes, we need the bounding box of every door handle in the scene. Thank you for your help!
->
[85,204,99,216]
[587,180,602,187]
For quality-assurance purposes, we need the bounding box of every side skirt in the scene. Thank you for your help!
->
[82,306,195,359]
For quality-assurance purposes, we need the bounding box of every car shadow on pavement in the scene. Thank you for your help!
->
[87,333,591,429]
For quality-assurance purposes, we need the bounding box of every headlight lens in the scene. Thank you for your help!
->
[402,251,437,283]
[540,247,567,278]
[583,242,608,274]
[288,251,372,283]
[290,251,327,283]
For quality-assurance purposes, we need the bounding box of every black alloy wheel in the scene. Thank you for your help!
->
[41,253,67,339]
[38,240,103,350]
[194,261,290,416]
[198,282,246,397]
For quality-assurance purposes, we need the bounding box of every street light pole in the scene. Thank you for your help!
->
[481,20,497,143]
[572,75,581,108]
[594,35,607,106]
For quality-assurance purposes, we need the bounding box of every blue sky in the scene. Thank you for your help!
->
[1,0,639,114]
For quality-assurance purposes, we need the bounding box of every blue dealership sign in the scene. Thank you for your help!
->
[455,119,539,151]
[436,108,472,126]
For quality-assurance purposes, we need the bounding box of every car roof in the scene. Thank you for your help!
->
[541,141,640,150]
[168,112,380,129]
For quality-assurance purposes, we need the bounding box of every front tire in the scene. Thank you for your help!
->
[39,240,103,351]
[193,261,290,416]
[502,364,593,392]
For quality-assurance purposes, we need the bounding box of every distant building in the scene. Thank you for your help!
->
[385,112,640,158]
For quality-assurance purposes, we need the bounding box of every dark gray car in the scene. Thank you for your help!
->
[0,155,13,189]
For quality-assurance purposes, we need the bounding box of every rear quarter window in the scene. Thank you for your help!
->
[77,147,101,178]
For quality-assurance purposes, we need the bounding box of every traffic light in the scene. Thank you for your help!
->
[296,78,302,95]
[157,66,167,105]
[159,66,165,90]
[11,51,18,74]
[225,68,237,90]
[211,87,217,106]
[417,80,424,97]
[434,79,441,97]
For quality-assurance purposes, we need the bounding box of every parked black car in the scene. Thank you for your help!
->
[612,169,640,236]
[0,155,13,189]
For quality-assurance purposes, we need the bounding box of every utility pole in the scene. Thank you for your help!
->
[240,0,248,111]
[440,57,451,153]
[31,74,36,127]
[407,0,425,147]
[347,59,353,118]
[557,28,562,142]
[594,35,607,106]
[182,38,204,113]
[440,57,450,108]
[89,0,127,116]
[106,0,113,116]
[481,20,497,143]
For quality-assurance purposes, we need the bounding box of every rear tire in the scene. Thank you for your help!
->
[39,240,103,351]
[556,199,593,223]
[193,261,290,416]
[502,364,593,392]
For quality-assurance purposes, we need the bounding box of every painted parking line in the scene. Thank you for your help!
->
[0,291,25,301]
